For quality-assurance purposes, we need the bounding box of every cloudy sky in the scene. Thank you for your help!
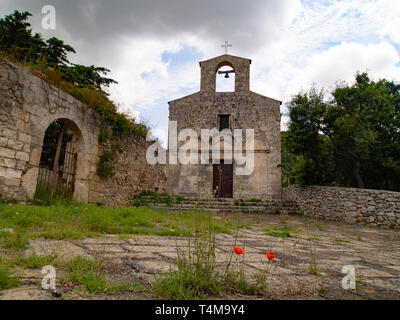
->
[1,0,400,145]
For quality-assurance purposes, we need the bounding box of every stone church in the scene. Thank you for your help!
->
[166,54,282,200]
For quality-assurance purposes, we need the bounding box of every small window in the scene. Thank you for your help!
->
[218,115,230,131]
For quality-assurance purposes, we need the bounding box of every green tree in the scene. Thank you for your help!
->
[0,9,146,139]
[0,10,117,91]
[0,10,45,61]
[284,73,400,191]
[282,91,337,187]
[44,37,75,66]
[59,64,117,90]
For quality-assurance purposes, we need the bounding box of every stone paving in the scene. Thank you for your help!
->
[1,213,399,300]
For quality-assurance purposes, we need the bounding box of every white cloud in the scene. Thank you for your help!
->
[251,40,400,122]
[107,36,203,118]
[1,0,400,140]
[299,42,400,86]
[151,127,168,147]
[250,1,400,103]
[275,41,400,102]
[377,0,400,44]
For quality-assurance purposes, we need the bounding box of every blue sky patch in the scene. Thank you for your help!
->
[162,45,203,70]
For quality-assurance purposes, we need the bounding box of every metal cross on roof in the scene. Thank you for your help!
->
[221,41,232,54]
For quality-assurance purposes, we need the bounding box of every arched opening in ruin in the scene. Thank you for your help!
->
[35,119,83,200]
[216,63,235,92]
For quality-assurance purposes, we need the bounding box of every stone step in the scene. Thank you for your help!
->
[179,201,294,208]
[150,202,295,211]
[137,195,300,214]
[140,196,295,207]
[145,204,298,214]
[148,205,299,215]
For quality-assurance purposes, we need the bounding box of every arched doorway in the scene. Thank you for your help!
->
[35,119,82,200]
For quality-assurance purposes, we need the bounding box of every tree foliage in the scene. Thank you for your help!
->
[0,10,117,91]
[58,64,117,90]
[283,73,400,191]
[43,37,76,66]
[0,10,147,139]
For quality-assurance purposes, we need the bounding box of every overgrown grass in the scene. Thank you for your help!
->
[0,201,236,243]
[234,200,250,207]
[0,253,145,295]
[0,231,29,250]
[0,266,20,290]
[132,191,185,207]
[308,255,320,275]
[0,253,59,292]
[306,237,322,241]
[62,256,146,295]
[303,218,327,231]
[152,212,270,300]
[7,254,58,269]
[153,219,220,300]
[264,225,302,239]
[63,257,107,294]
[0,196,270,298]
[333,238,351,243]
[248,198,262,203]
[106,280,147,295]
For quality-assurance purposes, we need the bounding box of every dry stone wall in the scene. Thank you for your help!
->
[0,58,165,206]
[283,185,400,228]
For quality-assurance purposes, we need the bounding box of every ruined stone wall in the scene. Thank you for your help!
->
[0,58,165,205]
[94,134,166,207]
[283,185,400,228]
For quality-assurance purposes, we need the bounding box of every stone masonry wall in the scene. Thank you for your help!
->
[94,134,166,207]
[0,58,165,206]
[283,185,400,228]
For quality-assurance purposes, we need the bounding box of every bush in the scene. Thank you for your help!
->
[96,151,115,177]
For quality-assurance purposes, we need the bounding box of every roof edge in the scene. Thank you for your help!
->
[199,54,252,67]
[250,91,282,105]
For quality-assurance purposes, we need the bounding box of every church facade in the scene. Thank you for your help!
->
[166,54,282,200]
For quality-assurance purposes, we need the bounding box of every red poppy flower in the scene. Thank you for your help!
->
[233,247,244,255]
[266,251,275,261]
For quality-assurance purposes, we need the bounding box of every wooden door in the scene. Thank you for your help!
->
[213,161,233,198]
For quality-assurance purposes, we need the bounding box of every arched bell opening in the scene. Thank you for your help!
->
[216,62,235,92]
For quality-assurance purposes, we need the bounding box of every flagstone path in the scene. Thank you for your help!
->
[1,214,399,300]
